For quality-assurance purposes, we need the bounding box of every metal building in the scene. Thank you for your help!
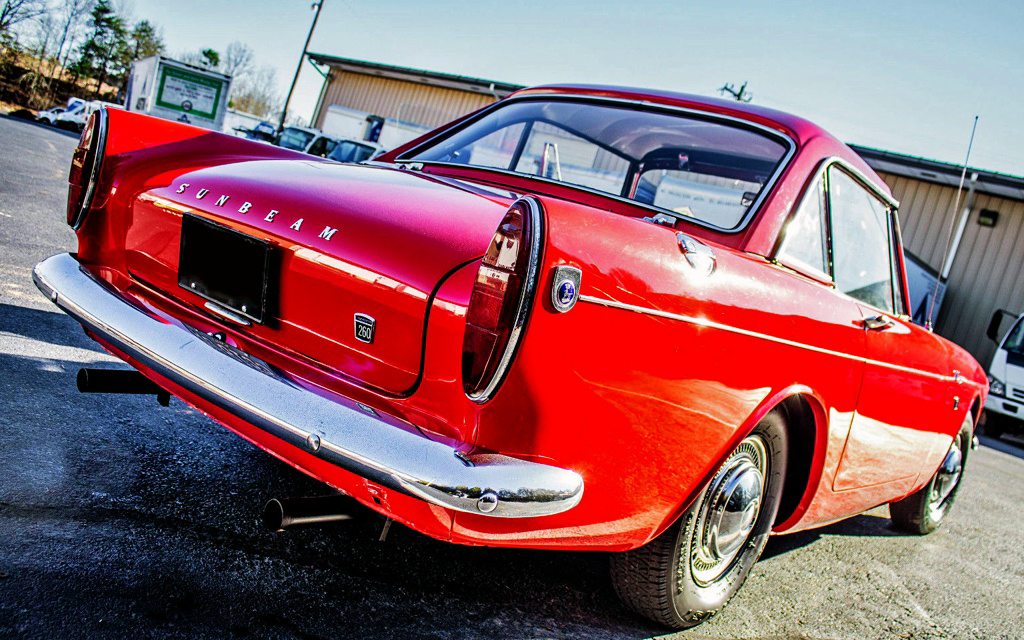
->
[854,145,1024,365]
[307,54,521,147]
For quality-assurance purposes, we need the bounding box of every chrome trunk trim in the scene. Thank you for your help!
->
[34,253,584,518]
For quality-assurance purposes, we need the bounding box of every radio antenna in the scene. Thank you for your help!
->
[925,115,979,330]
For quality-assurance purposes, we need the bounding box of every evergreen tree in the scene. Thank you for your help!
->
[129,20,163,60]
[75,0,127,97]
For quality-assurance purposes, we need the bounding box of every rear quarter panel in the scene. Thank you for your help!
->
[452,195,872,548]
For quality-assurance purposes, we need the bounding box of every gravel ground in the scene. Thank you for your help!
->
[1,113,1023,639]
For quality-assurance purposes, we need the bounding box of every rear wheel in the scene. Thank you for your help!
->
[611,411,788,629]
[890,414,972,534]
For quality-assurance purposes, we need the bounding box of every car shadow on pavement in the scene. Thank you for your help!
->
[246,454,663,638]
[976,434,1024,461]
[0,301,96,348]
[761,511,902,561]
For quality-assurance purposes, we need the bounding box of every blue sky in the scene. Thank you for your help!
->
[129,0,1024,176]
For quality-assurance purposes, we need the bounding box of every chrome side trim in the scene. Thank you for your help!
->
[34,253,583,518]
[467,196,544,403]
[578,294,956,383]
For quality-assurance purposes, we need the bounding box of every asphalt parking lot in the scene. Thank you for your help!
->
[1,112,1023,639]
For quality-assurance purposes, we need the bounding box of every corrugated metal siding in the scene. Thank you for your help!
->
[878,170,1024,364]
[314,71,496,130]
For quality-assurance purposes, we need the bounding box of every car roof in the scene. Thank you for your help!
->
[512,84,833,147]
[283,125,323,135]
[508,83,882,190]
[336,137,383,149]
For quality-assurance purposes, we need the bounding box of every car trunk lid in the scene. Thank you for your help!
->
[124,160,513,394]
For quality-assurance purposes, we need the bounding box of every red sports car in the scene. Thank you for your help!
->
[35,85,986,629]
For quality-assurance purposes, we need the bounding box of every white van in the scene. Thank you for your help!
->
[984,310,1024,438]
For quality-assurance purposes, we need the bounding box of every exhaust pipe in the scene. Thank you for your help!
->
[77,368,171,406]
[262,495,364,531]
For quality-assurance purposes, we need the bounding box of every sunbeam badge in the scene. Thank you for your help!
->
[551,266,582,313]
[354,313,376,344]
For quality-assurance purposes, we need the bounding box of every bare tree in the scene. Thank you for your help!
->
[55,0,93,77]
[230,64,281,119]
[718,81,752,103]
[0,0,44,34]
[222,40,253,80]
[177,47,218,70]
[51,0,92,74]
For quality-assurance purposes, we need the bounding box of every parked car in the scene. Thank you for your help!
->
[983,310,1024,439]
[56,99,122,131]
[34,87,987,630]
[275,125,338,157]
[327,138,384,164]
[234,120,277,143]
[35,106,65,125]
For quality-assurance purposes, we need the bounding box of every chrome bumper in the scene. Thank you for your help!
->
[34,253,583,518]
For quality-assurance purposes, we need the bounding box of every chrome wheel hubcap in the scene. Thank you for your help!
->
[690,435,767,586]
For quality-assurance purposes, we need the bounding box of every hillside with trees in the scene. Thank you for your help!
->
[0,0,282,119]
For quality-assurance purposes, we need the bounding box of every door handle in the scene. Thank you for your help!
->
[862,315,894,331]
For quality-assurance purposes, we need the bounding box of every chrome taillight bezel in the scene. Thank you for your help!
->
[462,196,544,403]
[67,108,109,230]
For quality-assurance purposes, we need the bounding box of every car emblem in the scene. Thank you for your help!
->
[551,266,582,313]
[354,313,376,344]
[558,280,576,305]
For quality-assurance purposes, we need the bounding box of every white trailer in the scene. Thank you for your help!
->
[125,56,231,130]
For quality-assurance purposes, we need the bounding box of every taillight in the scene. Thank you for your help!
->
[462,197,544,401]
[67,109,108,229]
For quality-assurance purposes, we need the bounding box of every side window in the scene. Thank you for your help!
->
[828,167,895,312]
[777,172,828,276]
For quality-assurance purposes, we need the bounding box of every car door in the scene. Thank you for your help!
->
[825,166,953,491]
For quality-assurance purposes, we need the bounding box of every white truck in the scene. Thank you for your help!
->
[55,99,123,131]
[984,310,1024,439]
[124,56,231,130]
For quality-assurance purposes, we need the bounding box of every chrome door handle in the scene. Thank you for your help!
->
[862,315,894,331]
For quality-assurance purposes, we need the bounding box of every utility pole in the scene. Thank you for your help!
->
[279,0,325,133]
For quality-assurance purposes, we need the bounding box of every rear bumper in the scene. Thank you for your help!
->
[33,253,584,519]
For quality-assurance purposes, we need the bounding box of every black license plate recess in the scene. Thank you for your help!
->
[178,214,273,324]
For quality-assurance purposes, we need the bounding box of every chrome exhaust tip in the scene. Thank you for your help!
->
[262,495,363,531]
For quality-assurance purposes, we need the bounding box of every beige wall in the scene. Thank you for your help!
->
[880,170,1024,364]
[313,70,498,131]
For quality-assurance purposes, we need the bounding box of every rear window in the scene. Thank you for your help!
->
[403,99,790,230]
[329,141,377,164]
[278,128,315,151]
